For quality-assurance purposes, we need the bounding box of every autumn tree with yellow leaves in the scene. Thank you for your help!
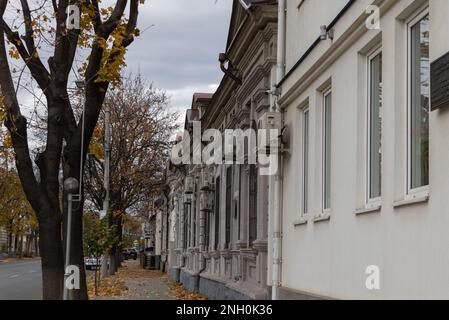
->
[0,168,37,257]
[0,0,142,299]
[84,75,178,275]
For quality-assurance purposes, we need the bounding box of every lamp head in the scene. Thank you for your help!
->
[320,25,328,40]
[75,80,85,89]
[219,53,228,64]
[64,177,79,194]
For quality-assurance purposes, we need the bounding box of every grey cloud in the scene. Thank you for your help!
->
[125,0,232,109]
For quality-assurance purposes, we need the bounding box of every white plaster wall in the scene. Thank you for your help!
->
[285,0,349,70]
[280,0,449,299]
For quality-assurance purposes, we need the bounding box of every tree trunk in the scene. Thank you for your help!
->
[100,255,109,278]
[14,235,18,256]
[116,219,123,268]
[116,249,121,268]
[7,231,12,255]
[108,252,117,276]
[107,206,118,275]
[25,235,29,257]
[34,229,39,256]
[68,200,88,300]
[38,214,64,300]
[25,233,32,257]
[19,235,23,258]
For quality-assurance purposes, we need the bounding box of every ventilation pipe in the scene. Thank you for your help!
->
[271,0,286,301]
[276,0,286,97]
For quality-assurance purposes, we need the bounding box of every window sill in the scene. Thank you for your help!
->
[393,194,429,209]
[313,213,330,223]
[293,217,308,226]
[355,205,381,216]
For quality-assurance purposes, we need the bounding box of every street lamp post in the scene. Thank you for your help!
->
[63,177,79,300]
[75,80,86,198]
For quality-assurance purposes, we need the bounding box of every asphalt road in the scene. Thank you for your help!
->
[0,259,42,300]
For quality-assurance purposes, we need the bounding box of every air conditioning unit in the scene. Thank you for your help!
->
[257,112,282,153]
[258,112,282,131]
[184,176,194,194]
[200,191,213,212]
[200,170,213,191]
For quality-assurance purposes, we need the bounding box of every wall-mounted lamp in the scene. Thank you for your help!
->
[320,25,334,41]
[219,53,242,85]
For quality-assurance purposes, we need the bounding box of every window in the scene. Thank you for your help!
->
[302,108,310,215]
[408,11,430,193]
[214,177,220,250]
[237,168,241,240]
[249,164,258,244]
[204,208,210,249]
[192,184,197,247]
[225,167,232,248]
[323,90,332,211]
[183,203,190,249]
[367,49,383,202]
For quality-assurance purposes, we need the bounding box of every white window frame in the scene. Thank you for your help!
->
[366,47,383,208]
[405,7,430,200]
[301,106,310,217]
[322,88,332,214]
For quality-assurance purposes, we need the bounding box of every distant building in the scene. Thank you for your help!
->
[0,227,7,252]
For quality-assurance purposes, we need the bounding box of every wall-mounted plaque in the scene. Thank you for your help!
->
[431,51,449,111]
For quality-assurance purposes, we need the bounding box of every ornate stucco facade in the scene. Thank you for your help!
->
[165,0,278,300]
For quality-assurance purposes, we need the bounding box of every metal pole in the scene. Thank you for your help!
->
[100,103,111,278]
[63,193,73,300]
[272,0,286,301]
[103,103,111,216]
[77,82,86,198]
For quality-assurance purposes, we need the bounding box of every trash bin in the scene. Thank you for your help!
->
[142,253,161,270]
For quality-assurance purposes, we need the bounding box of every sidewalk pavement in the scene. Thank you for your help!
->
[89,260,206,300]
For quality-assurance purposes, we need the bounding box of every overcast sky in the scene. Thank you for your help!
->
[125,0,232,118]
[4,1,232,148]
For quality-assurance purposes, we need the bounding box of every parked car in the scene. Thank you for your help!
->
[122,248,137,260]
[122,249,130,260]
[85,256,102,270]
[128,248,137,260]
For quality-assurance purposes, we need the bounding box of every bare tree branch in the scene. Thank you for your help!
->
[0,18,51,94]
[0,0,42,212]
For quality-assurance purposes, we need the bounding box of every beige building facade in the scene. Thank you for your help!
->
[276,0,449,299]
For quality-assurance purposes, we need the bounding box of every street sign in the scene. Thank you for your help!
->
[431,51,449,111]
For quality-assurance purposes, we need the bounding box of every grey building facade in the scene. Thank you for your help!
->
[166,0,278,300]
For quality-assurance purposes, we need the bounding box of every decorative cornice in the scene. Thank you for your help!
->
[252,239,268,252]
[235,240,248,250]
[202,8,277,130]
[220,249,233,259]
